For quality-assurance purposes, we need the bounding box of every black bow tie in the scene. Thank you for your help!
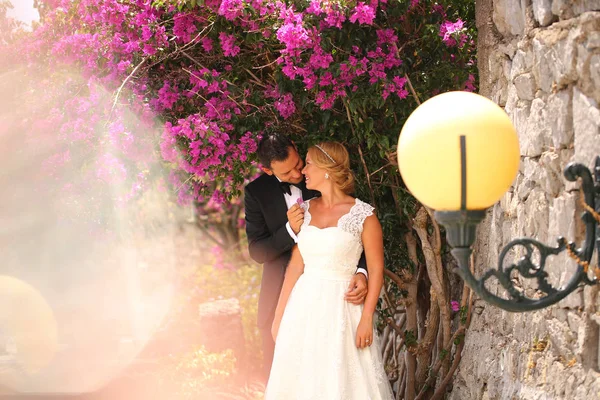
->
[279,181,301,195]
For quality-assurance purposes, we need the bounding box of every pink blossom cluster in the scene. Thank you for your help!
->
[273,6,409,111]
[451,301,460,312]
[463,74,476,92]
[349,2,376,26]
[219,32,241,57]
[17,70,159,218]
[22,0,262,208]
[36,0,168,88]
[15,0,476,211]
[439,19,468,48]
[218,0,245,21]
[265,87,296,119]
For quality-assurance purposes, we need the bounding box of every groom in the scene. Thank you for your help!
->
[244,132,369,380]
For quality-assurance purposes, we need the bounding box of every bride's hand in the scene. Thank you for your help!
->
[355,315,373,349]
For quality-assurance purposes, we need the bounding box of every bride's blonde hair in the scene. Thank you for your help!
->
[308,142,354,195]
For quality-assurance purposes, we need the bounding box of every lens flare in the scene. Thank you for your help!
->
[0,276,58,380]
[0,66,176,394]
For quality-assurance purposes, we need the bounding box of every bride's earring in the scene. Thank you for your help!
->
[325,173,329,179]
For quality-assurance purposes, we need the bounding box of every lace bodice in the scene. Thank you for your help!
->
[297,198,375,278]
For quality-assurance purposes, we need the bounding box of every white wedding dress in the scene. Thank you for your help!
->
[265,198,394,400]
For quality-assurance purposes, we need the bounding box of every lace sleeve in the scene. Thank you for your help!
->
[339,199,375,237]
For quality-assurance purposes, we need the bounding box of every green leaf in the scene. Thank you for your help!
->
[366,134,375,149]
[365,118,374,134]
[381,135,390,150]
[321,111,331,128]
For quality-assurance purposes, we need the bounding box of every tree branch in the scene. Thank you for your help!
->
[415,290,440,388]
[413,206,452,377]
[357,144,376,206]
[430,338,465,400]
[404,73,421,106]
[111,56,148,114]
[414,326,466,400]
[384,268,409,290]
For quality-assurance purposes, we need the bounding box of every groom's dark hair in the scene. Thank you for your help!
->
[257,132,295,169]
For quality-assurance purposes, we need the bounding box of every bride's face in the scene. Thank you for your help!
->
[302,151,327,190]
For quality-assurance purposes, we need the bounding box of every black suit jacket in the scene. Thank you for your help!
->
[244,173,367,329]
[244,174,319,328]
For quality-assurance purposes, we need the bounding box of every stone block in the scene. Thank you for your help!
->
[521,157,541,188]
[513,101,548,157]
[546,90,573,149]
[511,49,534,81]
[577,42,600,105]
[569,312,588,357]
[491,55,513,106]
[546,318,576,356]
[539,151,564,196]
[516,176,534,201]
[532,31,577,92]
[564,372,577,398]
[500,190,513,214]
[572,0,600,16]
[499,41,518,59]
[525,98,554,156]
[568,311,584,334]
[489,51,504,82]
[514,73,537,100]
[573,368,600,398]
[552,307,569,322]
[585,32,600,50]
[550,361,568,395]
[493,0,526,36]
[513,201,527,238]
[197,298,245,365]
[590,54,600,100]
[532,38,554,93]
[573,88,600,165]
[533,0,554,26]
[530,312,548,339]
[524,188,549,241]
[559,287,585,309]
[505,83,519,114]
[552,0,575,20]
[502,220,513,246]
[549,192,576,233]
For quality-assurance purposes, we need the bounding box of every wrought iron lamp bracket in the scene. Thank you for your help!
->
[436,156,600,312]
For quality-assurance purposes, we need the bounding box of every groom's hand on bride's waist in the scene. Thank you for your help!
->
[345,273,367,305]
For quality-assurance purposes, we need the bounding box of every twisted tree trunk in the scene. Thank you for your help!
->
[413,207,452,378]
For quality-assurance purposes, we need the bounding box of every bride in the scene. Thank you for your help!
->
[265,142,394,399]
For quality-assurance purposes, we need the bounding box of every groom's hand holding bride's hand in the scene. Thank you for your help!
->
[345,273,367,305]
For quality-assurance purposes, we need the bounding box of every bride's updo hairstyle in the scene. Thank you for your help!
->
[308,141,355,195]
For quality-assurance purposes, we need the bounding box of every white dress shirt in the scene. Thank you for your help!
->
[283,184,303,242]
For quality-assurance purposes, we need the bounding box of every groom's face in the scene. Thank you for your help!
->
[263,146,305,185]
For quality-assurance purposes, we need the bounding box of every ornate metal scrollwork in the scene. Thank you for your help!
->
[436,157,600,312]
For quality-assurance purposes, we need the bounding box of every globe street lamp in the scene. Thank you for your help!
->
[397,91,599,312]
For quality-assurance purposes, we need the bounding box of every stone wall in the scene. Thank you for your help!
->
[449,1,600,399]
